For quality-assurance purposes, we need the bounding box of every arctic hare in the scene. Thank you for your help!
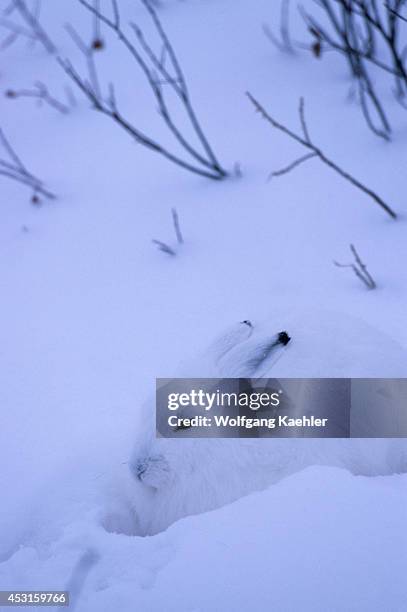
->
[122,312,407,536]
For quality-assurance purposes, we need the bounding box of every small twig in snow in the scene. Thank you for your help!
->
[334,243,376,289]
[153,208,184,255]
[171,207,183,244]
[152,239,176,256]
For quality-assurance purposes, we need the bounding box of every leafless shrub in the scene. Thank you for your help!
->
[58,0,227,181]
[0,127,55,202]
[334,243,376,289]
[1,0,56,53]
[5,81,70,114]
[268,1,407,140]
[247,92,397,219]
[153,207,184,255]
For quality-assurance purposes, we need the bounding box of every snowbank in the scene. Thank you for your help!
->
[1,467,406,612]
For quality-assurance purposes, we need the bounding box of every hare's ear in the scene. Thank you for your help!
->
[133,455,171,490]
[208,321,254,364]
[219,333,286,378]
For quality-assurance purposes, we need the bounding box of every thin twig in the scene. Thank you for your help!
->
[154,208,184,255]
[0,127,55,200]
[92,0,104,49]
[263,0,294,53]
[171,208,183,244]
[247,92,397,219]
[152,239,176,256]
[334,243,376,289]
[65,23,101,99]
[349,242,376,287]
[299,97,311,142]
[386,4,407,24]
[7,0,56,53]
[269,152,317,178]
[5,81,69,114]
[0,17,35,48]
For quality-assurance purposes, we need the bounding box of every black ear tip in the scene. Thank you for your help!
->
[278,331,291,345]
[240,320,253,328]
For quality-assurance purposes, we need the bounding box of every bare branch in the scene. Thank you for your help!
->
[263,0,295,53]
[0,127,26,169]
[6,0,56,53]
[349,243,376,288]
[247,92,397,219]
[0,17,36,49]
[358,75,391,140]
[153,208,184,255]
[152,239,176,256]
[0,127,55,201]
[65,23,101,99]
[111,0,120,30]
[171,207,183,244]
[5,81,69,114]
[299,97,311,142]
[295,0,407,138]
[334,243,376,289]
[59,0,227,180]
[140,0,186,91]
[269,152,317,178]
[91,0,104,49]
[386,4,407,24]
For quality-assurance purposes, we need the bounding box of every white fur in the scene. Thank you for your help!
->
[118,316,407,536]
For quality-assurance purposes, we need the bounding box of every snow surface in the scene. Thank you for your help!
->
[1,467,407,612]
[1,0,407,610]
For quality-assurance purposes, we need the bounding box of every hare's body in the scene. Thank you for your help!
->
[121,312,407,536]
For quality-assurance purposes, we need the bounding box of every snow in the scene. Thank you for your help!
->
[1,0,407,610]
[1,467,406,612]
